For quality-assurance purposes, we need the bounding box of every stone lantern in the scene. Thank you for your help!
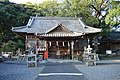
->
[83,45,96,66]
[27,54,37,67]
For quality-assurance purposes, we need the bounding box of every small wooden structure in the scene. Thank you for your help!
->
[27,54,37,67]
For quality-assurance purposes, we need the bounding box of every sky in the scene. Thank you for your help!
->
[9,0,63,4]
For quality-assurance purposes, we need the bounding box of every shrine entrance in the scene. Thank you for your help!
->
[37,35,89,60]
[47,41,71,59]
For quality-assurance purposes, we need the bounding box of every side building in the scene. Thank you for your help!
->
[98,31,120,54]
[12,17,101,60]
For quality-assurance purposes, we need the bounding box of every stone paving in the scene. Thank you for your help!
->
[36,62,87,80]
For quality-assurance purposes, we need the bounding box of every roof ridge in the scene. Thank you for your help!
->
[12,26,26,30]
[46,24,59,33]
[26,17,35,28]
[33,17,81,20]
[86,25,101,29]
[78,18,86,28]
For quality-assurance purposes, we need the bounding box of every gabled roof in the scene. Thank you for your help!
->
[46,24,72,34]
[37,24,82,37]
[12,17,101,37]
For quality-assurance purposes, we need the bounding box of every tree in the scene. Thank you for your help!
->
[57,0,99,27]
[0,1,29,47]
[0,0,9,2]
[1,41,13,52]
[38,0,58,16]
[1,39,24,53]
[105,1,120,28]
[91,0,110,26]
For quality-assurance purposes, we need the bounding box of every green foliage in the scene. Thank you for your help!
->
[40,0,58,16]
[0,1,29,47]
[1,42,12,52]
[104,0,120,34]
[105,5,120,27]
[1,40,24,52]
[0,0,9,2]
[82,16,99,27]
[57,0,99,26]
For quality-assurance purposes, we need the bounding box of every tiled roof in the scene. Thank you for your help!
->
[109,32,120,40]
[83,26,101,34]
[12,17,101,36]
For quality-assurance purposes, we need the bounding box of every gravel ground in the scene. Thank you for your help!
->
[0,60,120,80]
[0,61,45,80]
[75,60,120,80]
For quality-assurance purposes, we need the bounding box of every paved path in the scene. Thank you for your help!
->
[36,62,88,80]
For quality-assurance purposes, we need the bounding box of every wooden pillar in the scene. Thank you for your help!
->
[49,41,51,46]
[88,38,90,46]
[56,41,58,46]
[25,35,28,50]
[36,36,38,54]
[63,42,65,46]
[45,40,48,51]
[71,41,74,60]
[36,39,39,48]
[67,42,71,59]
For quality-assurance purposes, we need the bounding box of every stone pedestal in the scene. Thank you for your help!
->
[83,45,96,66]
[27,54,37,67]
[86,53,96,66]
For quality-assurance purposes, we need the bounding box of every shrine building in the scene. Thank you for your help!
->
[12,17,101,60]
